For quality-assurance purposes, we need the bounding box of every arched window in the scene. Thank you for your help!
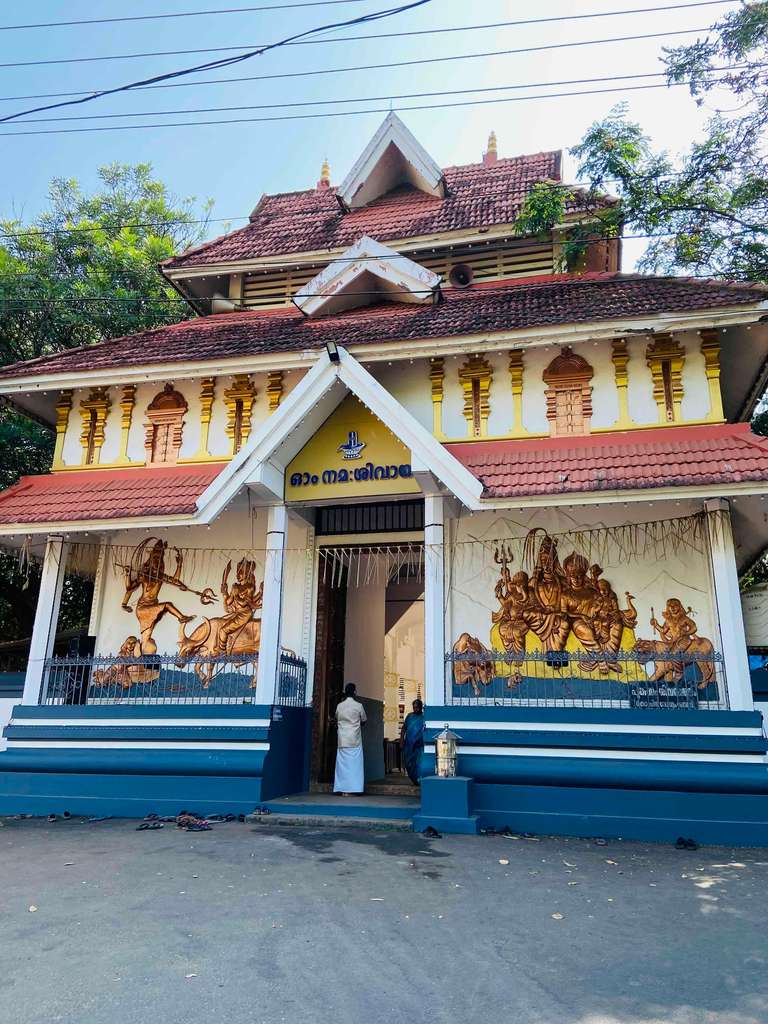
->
[543,346,594,436]
[144,384,187,466]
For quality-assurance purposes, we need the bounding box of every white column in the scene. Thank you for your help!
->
[424,494,446,709]
[23,535,67,705]
[255,504,287,705]
[705,498,753,711]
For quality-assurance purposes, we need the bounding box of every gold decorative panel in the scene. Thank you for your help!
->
[79,387,111,466]
[646,332,685,423]
[459,355,492,438]
[429,356,444,437]
[224,374,257,455]
[542,346,593,436]
[699,328,725,422]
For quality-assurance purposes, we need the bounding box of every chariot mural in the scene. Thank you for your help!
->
[450,528,719,704]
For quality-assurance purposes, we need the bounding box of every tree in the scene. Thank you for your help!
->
[0,162,212,366]
[515,2,768,281]
[0,163,213,642]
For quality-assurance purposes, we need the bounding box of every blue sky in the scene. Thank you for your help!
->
[0,0,740,266]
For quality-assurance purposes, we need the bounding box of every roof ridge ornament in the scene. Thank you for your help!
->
[337,111,445,211]
[293,235,440,317]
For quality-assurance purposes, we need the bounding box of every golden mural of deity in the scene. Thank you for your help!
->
[94,538,264,691]
[490,530,637,673]
[452,528,716,696]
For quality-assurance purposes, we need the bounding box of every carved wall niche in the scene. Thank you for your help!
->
[144,383,188,466]
[542,346,594,436]
[458,355,492,438]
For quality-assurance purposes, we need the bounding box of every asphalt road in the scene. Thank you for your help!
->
[1,817,766,1024]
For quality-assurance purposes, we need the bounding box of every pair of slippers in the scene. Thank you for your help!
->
[136,821,164,831]
[675,836,699,850]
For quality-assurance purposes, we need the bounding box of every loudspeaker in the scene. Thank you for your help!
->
[448,263,474,288]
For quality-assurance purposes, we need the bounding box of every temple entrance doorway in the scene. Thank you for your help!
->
[309,540,425,790]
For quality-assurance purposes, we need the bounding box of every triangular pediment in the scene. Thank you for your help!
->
[196,346,483,518]
[293,235,440,317]
[338,112,445,210]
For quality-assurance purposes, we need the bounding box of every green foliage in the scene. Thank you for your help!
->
[0,163,213,641]
[514,3,768,282]
[0,162,212,366]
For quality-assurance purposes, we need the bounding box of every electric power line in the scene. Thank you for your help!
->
[0,1,373,32]
[0,76,745,137]
[0,0,432,123]
[0,0,734,33]
[0,20,741,105]
[0,23,715,72]
[11,67,749,125]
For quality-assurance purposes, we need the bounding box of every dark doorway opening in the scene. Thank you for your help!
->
[310,565,348,786]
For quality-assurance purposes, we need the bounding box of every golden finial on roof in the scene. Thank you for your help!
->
[317,157,331,189]
[483,130,498,166]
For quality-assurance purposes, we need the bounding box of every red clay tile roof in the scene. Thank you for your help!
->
[0,464,223,525]
[447,422,768,498]
[2,273,766,383]
[163,152,595,268]
[1,424,766,528]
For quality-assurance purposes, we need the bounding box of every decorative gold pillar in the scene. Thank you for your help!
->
[52,389,73,469]
[508,349,527,437]
[194,377,216,459]
[610,338,634,429]
[459,355,492,438]
[266,370,283,413]
[224,374,257,455]
[646,332,685,424]
[79,387,111,466]
[700,328,725,422]
[115,383,137,464]
[429,357,444,437]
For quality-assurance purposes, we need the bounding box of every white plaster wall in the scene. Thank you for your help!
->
[61,387,86,467]
[282,514,313,660]
[344,561,386,702]
[625,337,659,425]
[519,345,550,435]
[485,349,514,437]
[442,354,470,438]
[446,502,718,657]
[587,339,620,429]
[369,360,433,433]
[680,330,711,421]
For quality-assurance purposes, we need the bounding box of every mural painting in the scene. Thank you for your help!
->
[451,528,718,703]
[93,538,264,693]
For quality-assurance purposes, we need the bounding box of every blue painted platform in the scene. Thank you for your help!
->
[262,792,419,822]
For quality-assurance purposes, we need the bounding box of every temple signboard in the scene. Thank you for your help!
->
[285,395,420,502]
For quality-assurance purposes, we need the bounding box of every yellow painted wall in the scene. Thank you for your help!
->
[285,395,421,502]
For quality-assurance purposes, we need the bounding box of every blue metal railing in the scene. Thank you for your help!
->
[41,649,309,706]
[445,648,728,709]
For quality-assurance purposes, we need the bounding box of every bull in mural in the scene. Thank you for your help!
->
[633,598,716,687]
[178,557,264,686]
[451,632,495,696]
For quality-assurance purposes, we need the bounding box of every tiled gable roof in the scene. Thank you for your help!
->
[448,423,768,498]
[163,151,574,268]
[1,273,765,384]
[1,424,766,528]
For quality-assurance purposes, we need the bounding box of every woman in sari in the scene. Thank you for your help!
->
[400,699,425,785]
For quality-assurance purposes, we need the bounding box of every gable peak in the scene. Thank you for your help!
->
[337,112,445,211]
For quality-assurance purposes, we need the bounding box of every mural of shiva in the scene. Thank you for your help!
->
[451,528,716,700]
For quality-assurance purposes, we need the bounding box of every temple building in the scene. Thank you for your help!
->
[2,113,768,840]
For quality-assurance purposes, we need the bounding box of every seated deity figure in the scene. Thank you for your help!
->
[493,569,534,656]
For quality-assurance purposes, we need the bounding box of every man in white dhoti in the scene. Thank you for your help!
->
[334,683,367,795]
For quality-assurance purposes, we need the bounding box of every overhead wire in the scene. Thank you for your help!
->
[0,75,743,136]
[0,0,433,123]
[0,0,734,33]
[0,39,745,104]
[8,66,750,125]
[0,25,715,72]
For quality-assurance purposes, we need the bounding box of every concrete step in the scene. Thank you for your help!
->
[250,814,413,831]
[257,792,419,823]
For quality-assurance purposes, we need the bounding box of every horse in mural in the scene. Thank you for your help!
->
[451,632,495,696]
